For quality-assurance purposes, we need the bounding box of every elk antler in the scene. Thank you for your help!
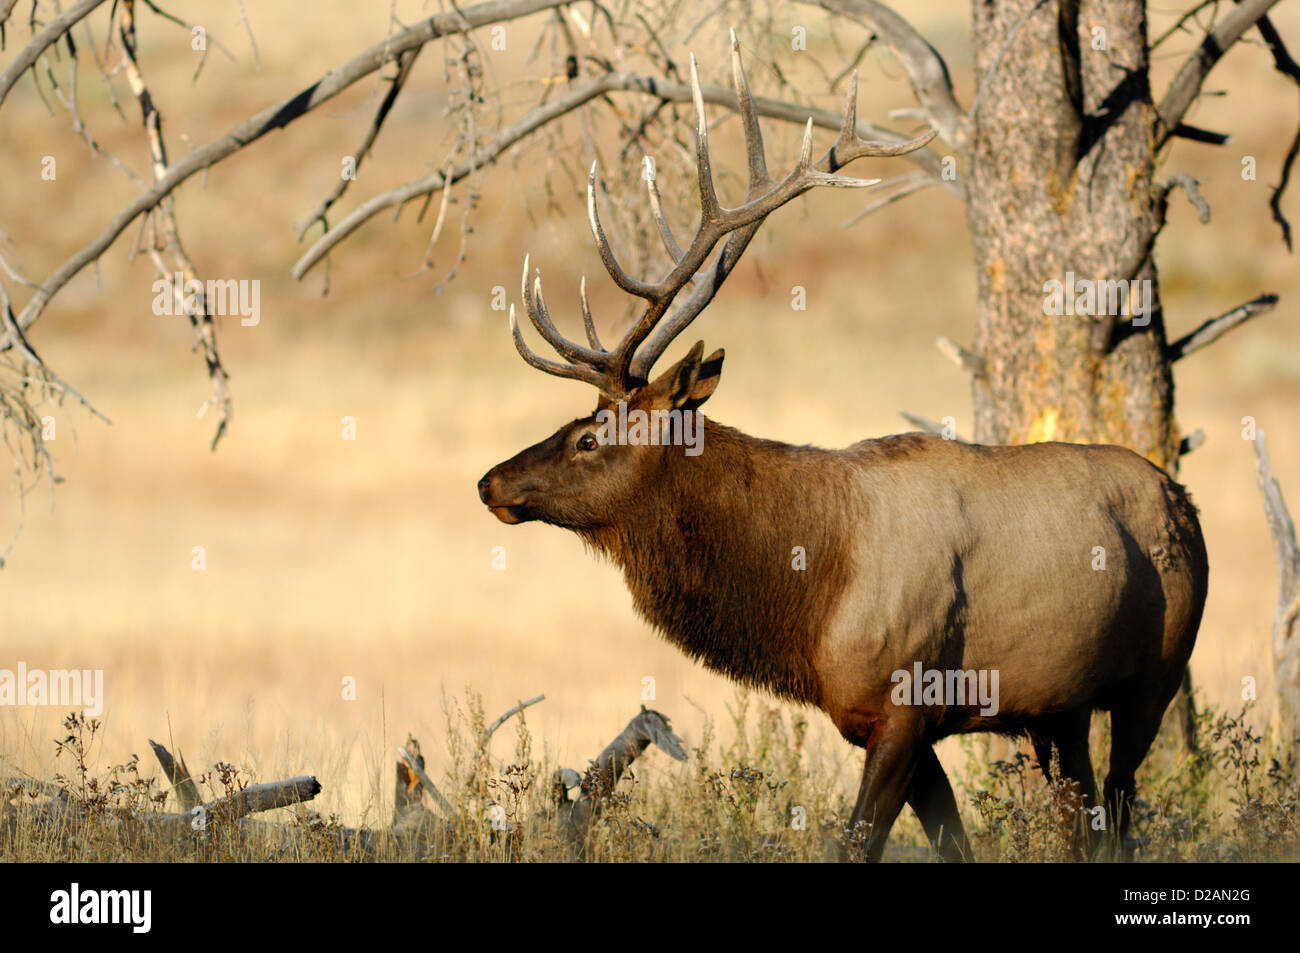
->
[509,29,937,399]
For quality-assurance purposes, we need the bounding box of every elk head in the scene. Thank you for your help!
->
[478,32,934,530]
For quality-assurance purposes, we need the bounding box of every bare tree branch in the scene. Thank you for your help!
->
[842,171,934,226]
[6,0,571,340]
[556,707,686,843]
[1151,0,1221,50]
[1166,292,1279,361]
[1179,427,1206,457]
[1157,0,1286,148]
[799,0,964,144]
[397,743,456,817]
[1256,14,1300,250]
[0,0,111,108]
[936,334,986,379]
[119,0,232,449]
[1254,431,1300,746]
[294,68,951,280]
[147,738,202,812]
[296,46,423,241]
[483,694,545,744]
[899,410,965,441]
[1158,173,1211,225]
[183,776,321,826]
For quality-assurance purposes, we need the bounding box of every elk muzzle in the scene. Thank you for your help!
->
[477,468,534,524]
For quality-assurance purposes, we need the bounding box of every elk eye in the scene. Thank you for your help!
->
[577,433,599,452]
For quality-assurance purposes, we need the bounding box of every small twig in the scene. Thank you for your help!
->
[1179,428,1206,457]
[0,0,111,109]
[899,410,965,441]
[1166,293,1279,361]
[842,172,933,226]
[296,46,422,240]
[1159,173,1211,225]
[935,335,986,378]
[484,694,545,744]
[1256,14,1300,250]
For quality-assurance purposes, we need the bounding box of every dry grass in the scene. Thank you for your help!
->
[0,1,1297,858]
[5,693,1298,862]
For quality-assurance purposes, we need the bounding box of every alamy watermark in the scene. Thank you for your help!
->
[152,272,260,326]
[890,662,1000,716]
[0,663,103,716]
[50,883,150,933]
[1043,272,1151,326]
[595,402,704,457]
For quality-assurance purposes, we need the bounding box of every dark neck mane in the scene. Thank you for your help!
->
[579,419,855,705]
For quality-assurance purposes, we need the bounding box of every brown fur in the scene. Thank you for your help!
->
[479,345,1210,860]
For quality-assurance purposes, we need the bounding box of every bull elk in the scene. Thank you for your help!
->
[478,36,1209,861]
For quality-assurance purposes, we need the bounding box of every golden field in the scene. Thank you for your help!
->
[0,1,1297,844]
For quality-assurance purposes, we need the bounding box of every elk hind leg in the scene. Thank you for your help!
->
[1105,698,1167,859]
[1028,710,1100,858]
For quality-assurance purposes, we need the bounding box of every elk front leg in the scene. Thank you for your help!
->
[906,744,972,861]
[847,712,925,862]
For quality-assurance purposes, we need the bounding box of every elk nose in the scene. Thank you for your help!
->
[477,474,492,503]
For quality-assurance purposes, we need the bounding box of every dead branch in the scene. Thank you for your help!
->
[2,774,68,801]
[397,743,456,818]
[1179,428,1206,457]
[296,46,423,241]
[1152,0,1221,50]
[484,693,545,744]
[842,171,935,227]
[186,775,322,826]
[0,0,111,108]
[293,68,950,280]
[6,0,571,341]
[1166,293,1279,361]
[935,335,986,379]
[1256,14,1300,250]
[147,739,201,812]
[1253,431,1300,746]
[899,410,965,441]
[1158,173,1211,226]
[799,0,963,144]
[556,706,686,844]
[119,0,232,449]
[1157,0,1285,148]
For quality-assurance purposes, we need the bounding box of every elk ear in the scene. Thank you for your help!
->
[642,341,725,411]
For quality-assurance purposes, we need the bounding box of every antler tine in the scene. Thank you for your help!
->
[689,53,723,221]
[579,276,605,352]
[835,70,860,158]
[511,36,939,397]
[797,117,816,172]
[519,255,608,367]
[832,69,941,162]
[587,162,656,299]
[729,28,771,193]
[643,157,684,264]
[596,46,760,387]
[509,304,608,389]
[629,221,763,381]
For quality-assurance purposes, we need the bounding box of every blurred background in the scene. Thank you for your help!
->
[0,1,1296,822]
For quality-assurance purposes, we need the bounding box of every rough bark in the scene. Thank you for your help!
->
[966,0,1176,466]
